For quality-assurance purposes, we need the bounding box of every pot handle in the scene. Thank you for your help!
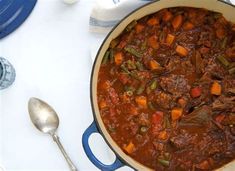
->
[82,122,124,171]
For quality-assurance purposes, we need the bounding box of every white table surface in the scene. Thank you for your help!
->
[0,0,133,170]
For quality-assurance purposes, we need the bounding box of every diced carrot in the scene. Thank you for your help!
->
[147,17,159,26]
[216,27,225,39]
[176,45,188,56]
[148,35,159,49]
[135,24,145,34]
[178,98,187,107]
[158,130,168,140]
[152,111,164,124]
[99,100,107,109]
[135,96,147,108]
[129,105,138,115]
[166,34,175,46]
[149,59,160,70]
[171,108,183,121]
[121,93,130,103]
[110,38,119,48]
[190,87,202,98]
[215,114,225,123]
[195,160,210,170]
[117,40,127,49]
[123,141,135,154]
[163,11,173,22]
[100,80,111,89]
[211,81,222,95]
[114,52,124,65]
[172,15,183,29]
[183,21,194,30]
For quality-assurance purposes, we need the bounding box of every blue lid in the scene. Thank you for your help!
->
[0,0,37,39]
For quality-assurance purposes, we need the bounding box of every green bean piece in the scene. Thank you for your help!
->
[125,46,143,58]
[146,87,151,95]
[213,12,222,19]
[127,60,136,70]
[212,40,217,48]
[136,61,144,71]
[136,84,145,95]
[102,51,110,65]
[140,126,148,133]
[163,116,171,129]
[110,50,114,63]
[158,159,170,167]
[150,80,158,90]
[159,31,166,43]
[229,67,235,75]
[121,64,130,74]
[229,62,235,69]
[148,102,156,110]
[126,90,133,96]
[164,153,171,160]
[124,86,136,92]
[217,55,230,67]
[175,10,184,15]
[141,40,147,51]
[108,124,116,132]
[221,37,227,49]
[126,20,137,32]
[110,38,119,48]
[130,70,141,80]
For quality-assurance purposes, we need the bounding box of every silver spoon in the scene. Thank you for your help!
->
[28,97,77,171]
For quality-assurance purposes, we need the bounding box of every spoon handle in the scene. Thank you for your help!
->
[52,134,78,171]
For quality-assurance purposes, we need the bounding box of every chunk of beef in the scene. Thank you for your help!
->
[179,106,212,127]
[205,58,227,78]
[153,141,165,151]
[221,113,235,126]
[154,90,175,109]
[203,130,226,156]
[138,113,150,126]
[159,74,190,96]
[165,57,195,76]
[165,57,180,70]
[212,95,235,111]
[195,160,210,170]
[191,51,205,75]
[222,78,235,95]
[170,130,198,149]
[190,73,212,107]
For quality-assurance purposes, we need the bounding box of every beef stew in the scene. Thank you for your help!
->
[97,7,235,170]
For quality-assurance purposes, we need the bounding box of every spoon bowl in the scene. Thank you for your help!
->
[28,97,77,171]
[28,97,59,134]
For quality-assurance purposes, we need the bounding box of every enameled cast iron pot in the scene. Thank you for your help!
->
[82,0,235,170]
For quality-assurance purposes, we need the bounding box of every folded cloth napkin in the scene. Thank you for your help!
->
[90,0,235,34]
[89,0,151,33]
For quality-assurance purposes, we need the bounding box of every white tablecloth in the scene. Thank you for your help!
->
[0,0,133,170]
